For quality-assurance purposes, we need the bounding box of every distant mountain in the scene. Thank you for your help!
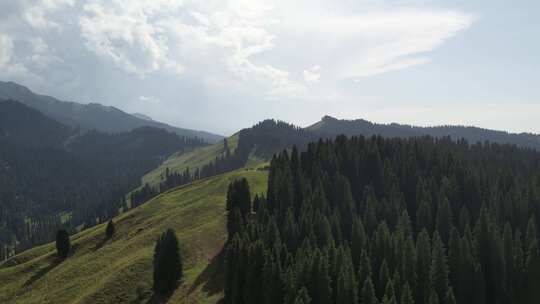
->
[308,115,540,150]
[0,99,73,148]
[0,81,223,143]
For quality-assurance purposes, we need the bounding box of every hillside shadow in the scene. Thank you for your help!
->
[92,236,110,251]
[23,257,62,287]
[144,291,174,304]
[188,250,225,297]
[22,244,79,287]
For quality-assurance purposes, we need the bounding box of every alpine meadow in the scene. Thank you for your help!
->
[1,1,540,303]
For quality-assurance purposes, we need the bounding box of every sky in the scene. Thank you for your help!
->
[0,0,539,136]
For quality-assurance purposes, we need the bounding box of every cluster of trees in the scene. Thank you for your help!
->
[224,135,540,304]
[0,100,206,260]
[55,220,115,260]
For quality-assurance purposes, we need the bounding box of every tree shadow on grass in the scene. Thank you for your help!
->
[92,236,110,251]
[22,244,79,287]
[188,250,225,297]
[144,292,174,304]
[23,256,62,287]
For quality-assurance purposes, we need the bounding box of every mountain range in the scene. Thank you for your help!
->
[308,115,540,150]
[2,82,540,303]
[0,81,223,143]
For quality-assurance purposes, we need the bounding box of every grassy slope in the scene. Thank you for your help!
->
[0,168,268,304]
[142,134,239,187]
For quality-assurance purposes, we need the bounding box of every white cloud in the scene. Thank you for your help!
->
[0,0,480,133]
[0,34,28,77]
[139,95,160,104]
[23,0,74,30]
[304,65,321,83]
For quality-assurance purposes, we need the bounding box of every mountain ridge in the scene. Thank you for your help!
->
[308,115,540,150]
[0,81,223,143]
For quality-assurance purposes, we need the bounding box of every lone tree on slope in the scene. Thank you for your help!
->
[106,220,115,238]
[56,229,70,259]
[153,228,183,295]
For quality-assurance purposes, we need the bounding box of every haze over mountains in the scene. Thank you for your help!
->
[0,81,223,144]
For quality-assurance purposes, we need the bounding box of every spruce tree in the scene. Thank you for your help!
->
[361,277,379,304]
[106,220,115,238]
[294,287,312,304]
[153,229,182,295]
[400,283,414,304]
[428,290,440,304]
[336,263,357,304]
[416,229,431,304]
[378,260,390,299]
[435,196,453,244]
[382,280,397,304]
[430,232,449,304]
[56,229,70,259]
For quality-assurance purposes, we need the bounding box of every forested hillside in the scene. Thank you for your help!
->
[136,119,315,201]
[309,115,540,150]
[0,168,268,304]
[0,101,206,260]
[0,100,73,147]
[225,135,540,304]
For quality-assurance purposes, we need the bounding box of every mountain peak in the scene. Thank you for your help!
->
[321,115,338,122]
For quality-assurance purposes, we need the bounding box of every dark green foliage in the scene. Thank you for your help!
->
[55,229,70,259]
[294,287,311,304]
[153,229,182,295]
[106,220,115,238]
[430,233,449,304]
[223,135,540,304]
[226,178,252,240]
[226,178,252,217]
[362,277,379,304]
[400,283,414,304]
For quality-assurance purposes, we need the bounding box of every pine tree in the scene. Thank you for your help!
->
[106,220,115,238]
[153,229,182,295]
[357,250,372,293]
[416,229,431,304]
[336,263,358,304]
[351,217,367,270]
[430,232,449,304]
[294,287,312,304]
[445,288,457,304]
[435,196,453,244]
[382,280,397,304]
[55,229,70,259]
[378,260,390,299]
[400,283,414,304]
[417,199,432,233]
[361,277,379,304]
[227,178,252,218]
[428,290,439,304]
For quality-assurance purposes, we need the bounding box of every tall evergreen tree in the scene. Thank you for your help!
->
[362,277,379,304]
[153,229,182,295]
[416,229,431,304]
[106,220,115,238]
[430,232,449,304]
[55,229,70,259]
